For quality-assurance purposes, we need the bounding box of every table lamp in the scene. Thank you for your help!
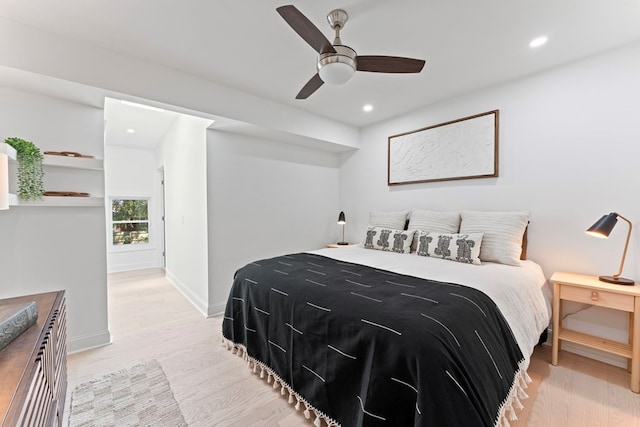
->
[586,212,634,285]
[337,211,348,245]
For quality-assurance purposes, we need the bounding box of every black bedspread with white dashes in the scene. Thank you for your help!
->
[222,253,523,426]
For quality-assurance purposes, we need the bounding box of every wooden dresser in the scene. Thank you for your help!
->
[0,291,67,427]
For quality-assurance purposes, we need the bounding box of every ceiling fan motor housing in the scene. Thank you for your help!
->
[318,45,357,84]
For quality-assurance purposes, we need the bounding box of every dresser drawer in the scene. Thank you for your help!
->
[1,292,66,427]
[560,284,635,312]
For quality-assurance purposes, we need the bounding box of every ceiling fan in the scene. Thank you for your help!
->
[276,5,426,99]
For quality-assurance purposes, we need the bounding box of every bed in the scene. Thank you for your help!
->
[222,210,552,426]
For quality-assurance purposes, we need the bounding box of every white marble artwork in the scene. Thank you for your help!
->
[389,111,497,184]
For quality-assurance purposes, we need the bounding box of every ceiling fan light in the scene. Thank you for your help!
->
[318,45,357,85]
[319,62,355,85]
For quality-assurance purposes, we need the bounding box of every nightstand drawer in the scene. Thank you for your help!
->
[560,284,635,312]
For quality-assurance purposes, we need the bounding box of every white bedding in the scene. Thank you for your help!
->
[308,245,552,367]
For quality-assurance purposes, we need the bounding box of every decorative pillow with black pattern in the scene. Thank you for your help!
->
[415,230,484,265]
[362,227,415,254]
[407,210,461,251]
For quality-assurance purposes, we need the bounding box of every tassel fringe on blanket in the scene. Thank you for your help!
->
[223,337,530,427]
[223,337,340,427]
[494,359,532,427]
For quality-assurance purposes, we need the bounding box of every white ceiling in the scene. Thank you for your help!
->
[1,0,640,131]
[103,98,180,150]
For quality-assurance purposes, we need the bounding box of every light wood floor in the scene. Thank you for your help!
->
[66,269,640,426]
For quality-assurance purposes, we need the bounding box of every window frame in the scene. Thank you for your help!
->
[109,196,153,252]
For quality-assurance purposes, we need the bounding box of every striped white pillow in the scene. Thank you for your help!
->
[408,210,461,233]
[369,211,409,230]
[408,210,461,252]
[459,211,530,266]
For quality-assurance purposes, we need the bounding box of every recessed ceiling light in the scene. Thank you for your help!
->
[127,129,135,134]
[529,36,548,48]
[363,104,373,112]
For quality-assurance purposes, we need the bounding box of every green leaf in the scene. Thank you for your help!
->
[4,137,44,201]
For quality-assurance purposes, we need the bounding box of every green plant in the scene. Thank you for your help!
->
[4,137,44,201]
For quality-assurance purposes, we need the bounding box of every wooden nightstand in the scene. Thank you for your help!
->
[550,272,640,393]
[325,243,357,248]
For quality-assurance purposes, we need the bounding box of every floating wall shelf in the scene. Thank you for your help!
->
[16,196,104,207]
[42,154,103,170]
[1,142,104,208]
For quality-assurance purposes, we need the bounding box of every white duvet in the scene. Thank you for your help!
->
[308,245,552,367]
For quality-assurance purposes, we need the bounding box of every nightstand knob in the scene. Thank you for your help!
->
[591,291,599,301]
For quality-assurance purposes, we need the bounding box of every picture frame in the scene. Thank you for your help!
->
[388,110,499,185]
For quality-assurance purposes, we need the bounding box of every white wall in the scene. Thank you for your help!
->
[0,88,109,352]
[104,145,163,272]
[157,114,212,315]
[341,41,640,281]
[339,42,640,365]
[206,131,341,314]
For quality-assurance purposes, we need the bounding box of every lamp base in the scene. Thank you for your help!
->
[336,242,349,246]
[599,275,635,286]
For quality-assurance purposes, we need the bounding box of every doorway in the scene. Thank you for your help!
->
[159,166,166,269]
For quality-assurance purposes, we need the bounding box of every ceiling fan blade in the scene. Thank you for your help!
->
[296,73,324,99]
[277,5,336,54]
[356,56,426,73]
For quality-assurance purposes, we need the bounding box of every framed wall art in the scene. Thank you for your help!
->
[388,110,499,185]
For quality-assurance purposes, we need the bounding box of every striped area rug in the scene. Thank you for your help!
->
[69,359,187,427]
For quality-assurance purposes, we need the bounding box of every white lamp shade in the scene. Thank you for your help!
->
[0,153,8,210]
[318,62,355,85]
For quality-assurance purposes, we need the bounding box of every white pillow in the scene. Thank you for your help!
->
[369,211,409,230]
[408,210,461,233]
[459,211,530,266]
[363,227,415,254]
[408,210,461,251]
[415,230,483,265]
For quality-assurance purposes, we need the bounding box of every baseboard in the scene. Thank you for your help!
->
[557,341,627,369]
[207,303,225,318]
[67,330,112,354]
[107,261,163,274]
[543,327,627,369]
[165,270,209,317]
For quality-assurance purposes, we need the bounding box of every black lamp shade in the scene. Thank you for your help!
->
[337,211,346,225]
[586,212,618,238]
[585,211,635,286]
[337,211,348,245]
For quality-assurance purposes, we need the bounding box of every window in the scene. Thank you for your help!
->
[111,198,149,245]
